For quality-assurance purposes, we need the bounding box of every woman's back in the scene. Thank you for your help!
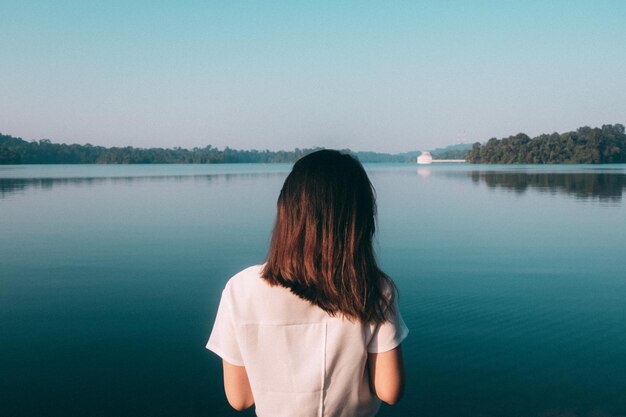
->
[207,265,408,417]
[207,150,408,415]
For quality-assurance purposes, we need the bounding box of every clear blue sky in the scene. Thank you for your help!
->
[1,0,625,152]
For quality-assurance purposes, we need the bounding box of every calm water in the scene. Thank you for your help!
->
[1,163,626,417]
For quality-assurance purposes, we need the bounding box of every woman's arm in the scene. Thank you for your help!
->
[222,360,254,411]
[367,344,405,405]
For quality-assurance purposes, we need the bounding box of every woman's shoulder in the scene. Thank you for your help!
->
[230,264,264,280]
[224,264,265,289]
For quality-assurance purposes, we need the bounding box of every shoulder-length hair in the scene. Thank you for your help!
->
[261,149,396,324]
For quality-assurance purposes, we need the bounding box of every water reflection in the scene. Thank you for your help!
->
[0,172,287,199]
[417,168,432,177]
[468,171,626,202]
[2,165,626,203]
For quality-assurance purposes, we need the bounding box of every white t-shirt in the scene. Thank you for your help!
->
[206,264,409,417]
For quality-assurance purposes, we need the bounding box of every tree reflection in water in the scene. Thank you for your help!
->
[469,171,626,202]
[0,172,286,199]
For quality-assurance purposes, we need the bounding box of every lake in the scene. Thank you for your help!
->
[1,163,625,417]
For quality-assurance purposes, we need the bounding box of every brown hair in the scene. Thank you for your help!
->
[261,149,396,324]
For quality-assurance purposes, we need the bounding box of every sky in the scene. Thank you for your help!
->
[1,0,625,153]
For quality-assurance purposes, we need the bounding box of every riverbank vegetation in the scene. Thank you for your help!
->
[3,124,623,164]
[0,134,324,164]
[467,124,626,164]
[0,133,465,164]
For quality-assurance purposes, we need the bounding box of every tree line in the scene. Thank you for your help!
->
[6,124,622,165]
[467,124,626,164]
[0,133,467,164]
[0,135,327,164]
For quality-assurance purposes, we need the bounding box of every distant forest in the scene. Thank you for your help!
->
[0,133,466,164]
[5,124,622,165]
[467,124,626,164]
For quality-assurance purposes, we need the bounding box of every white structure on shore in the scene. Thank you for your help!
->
[417,150,467,164]
[417,151,433,164]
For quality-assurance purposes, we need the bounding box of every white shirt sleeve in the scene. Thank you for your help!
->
[206,286,245,366]
[366,298,409,353]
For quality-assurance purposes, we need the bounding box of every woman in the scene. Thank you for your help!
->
[207,150,408,417]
